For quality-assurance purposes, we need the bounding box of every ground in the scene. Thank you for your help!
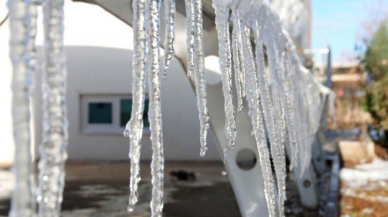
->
[0,130,353,217]
[0,160,317,217]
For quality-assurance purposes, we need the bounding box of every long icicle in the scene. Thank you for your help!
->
[241,23,276,217]
[163,0,175,78]
[212,1,237,162]
[37,0,68,215]
[293,60,310,175]
[193,0,209,157]
[280,50,299,170]
[234,10,246,98]
[252,25,286,216]
[230,10,243,112]
[8,0,38,216]
[125,0,148,212]
[146,0,164,216]
[184,0,195,77]
[266,41,287,217]
[287,50,305,175]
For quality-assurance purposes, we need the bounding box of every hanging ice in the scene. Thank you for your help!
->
[230,2,244,111]
[145,0,164,216]
[212,0,237,161]
[7,0,331,216]
[8,0,38,216]
[231,7,247,99]
[184,0,195,77]
[237,21,277,217]
[163,0,175,78]
[37,0,68,216]
[125,0,148,212]
[193,0,209,157]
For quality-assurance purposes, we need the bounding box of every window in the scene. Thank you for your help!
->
[120,99,150,128]
[82,95,150,134]
[88,102,112,124]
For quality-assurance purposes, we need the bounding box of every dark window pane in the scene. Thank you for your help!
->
[120,99,150,128]
[88,102,112,124]
[120,99,132,127]
[143,99,150,128]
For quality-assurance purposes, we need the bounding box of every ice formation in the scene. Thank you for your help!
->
[37,0,68,216]
[212,0,237,162]
[8,0,68,216]
[193,0,210,157]
[7,0,329,216]
[8,0,38,216]
[163,0,175,78]
[124,0,148,212]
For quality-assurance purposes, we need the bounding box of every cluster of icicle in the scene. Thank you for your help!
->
[8,0,68,216]
[126,0,327,216]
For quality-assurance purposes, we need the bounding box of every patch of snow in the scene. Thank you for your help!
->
[340,158,388,186]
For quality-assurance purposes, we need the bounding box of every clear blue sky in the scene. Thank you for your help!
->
[312,0,388,61]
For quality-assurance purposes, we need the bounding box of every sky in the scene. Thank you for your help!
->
[312,0,388,62]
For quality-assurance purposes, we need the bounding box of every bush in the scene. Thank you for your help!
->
[362,21,388,141]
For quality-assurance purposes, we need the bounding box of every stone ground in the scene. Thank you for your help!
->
[0,131,354,217]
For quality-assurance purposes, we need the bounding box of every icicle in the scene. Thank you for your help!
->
[252,25,286,216]
[125,0,148,212]
[37,0,68,216]
[163,0,175,78]
[193,0,209,157]
[145,0,164,216]
[184,0,195,77]
[212,1,237,162]
[233,10,247,98]
[241,24,276,217]
[8,0,38,216]
[290,60,310,175]
[231,10,243,112]
[268,42,288,215]
[280,51,299,170]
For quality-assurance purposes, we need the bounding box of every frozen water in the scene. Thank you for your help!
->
[37,0,68,216]
[193,0,210,157]
[7,0,329,216]
[184,0,195,77]
[163,0,175,78]
[145,0,164,216]
[239,24,277,217]
[212,0,237,162]
[125,0,148,211]
[8,0,38,216]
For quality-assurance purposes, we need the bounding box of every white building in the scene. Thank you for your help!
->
[0,1,223,166]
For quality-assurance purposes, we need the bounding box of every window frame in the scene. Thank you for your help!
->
[81,94,150,135]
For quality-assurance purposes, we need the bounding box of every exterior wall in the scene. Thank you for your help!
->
[33,46,220,161]
[0,7,15,167]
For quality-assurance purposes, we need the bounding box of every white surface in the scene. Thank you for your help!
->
[0,1,15,166]
[340,158,388,187]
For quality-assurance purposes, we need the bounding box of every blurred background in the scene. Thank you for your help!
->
[1,0,388,216]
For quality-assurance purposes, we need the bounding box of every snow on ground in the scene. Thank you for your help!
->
[340,158,388,187]
[340,158,388,205]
